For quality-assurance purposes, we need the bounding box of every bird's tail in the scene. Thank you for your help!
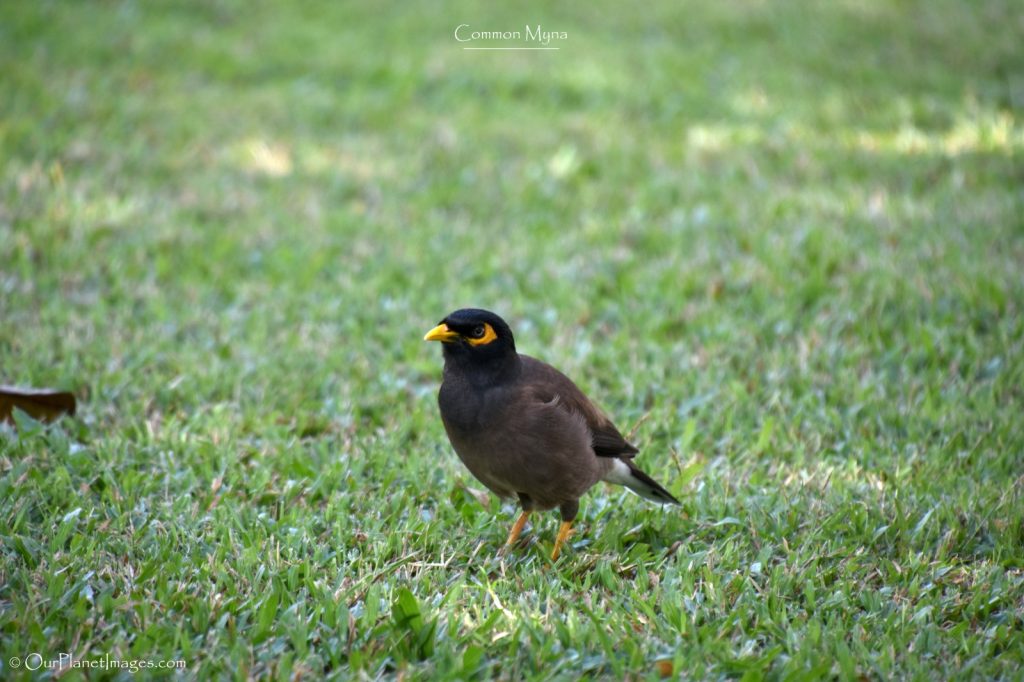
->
[603,458,680,505]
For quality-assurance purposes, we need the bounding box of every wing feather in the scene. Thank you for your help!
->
[519,355,639,458]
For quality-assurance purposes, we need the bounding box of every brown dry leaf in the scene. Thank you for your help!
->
[655,659,674,678]
[466,486,491,508]
[0,386,76,424]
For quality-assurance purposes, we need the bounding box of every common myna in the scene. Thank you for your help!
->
[425,308,679,560]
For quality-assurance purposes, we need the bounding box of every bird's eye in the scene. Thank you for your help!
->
[471,325,485,338]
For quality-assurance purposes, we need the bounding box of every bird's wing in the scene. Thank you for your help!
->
[519,355,639,458]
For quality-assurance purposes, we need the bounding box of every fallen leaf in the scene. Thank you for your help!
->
[0,386,76,424]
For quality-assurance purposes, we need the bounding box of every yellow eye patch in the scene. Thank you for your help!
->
[466,322,498,346]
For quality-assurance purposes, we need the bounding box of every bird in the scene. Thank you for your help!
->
[424,308,679,561]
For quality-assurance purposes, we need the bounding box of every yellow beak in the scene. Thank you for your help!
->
[424,323,459,343]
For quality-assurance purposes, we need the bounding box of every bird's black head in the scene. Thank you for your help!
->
[423,308,516,363]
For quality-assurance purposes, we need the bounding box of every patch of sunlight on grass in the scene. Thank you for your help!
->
[238,138,294,177]
[224,136,398,181]
[685,123,764,153]
[301,142,397,181]
[686,108,1021,158]
[846,112,1022,156]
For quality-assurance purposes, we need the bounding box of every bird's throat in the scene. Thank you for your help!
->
[442,349,520,388]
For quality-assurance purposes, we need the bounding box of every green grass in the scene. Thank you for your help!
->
[2,0,1023,678]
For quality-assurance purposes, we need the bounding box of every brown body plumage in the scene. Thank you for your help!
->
[425,308,679,560]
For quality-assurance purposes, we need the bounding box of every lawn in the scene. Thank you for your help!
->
[1,0,1023,679]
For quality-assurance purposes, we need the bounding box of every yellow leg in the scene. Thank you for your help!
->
[551,521,574,561]
[504,511,531,547]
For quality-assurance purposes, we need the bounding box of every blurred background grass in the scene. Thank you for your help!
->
[1,0,1022,678]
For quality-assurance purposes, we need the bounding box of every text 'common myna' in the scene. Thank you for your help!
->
[425,308,679,560]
